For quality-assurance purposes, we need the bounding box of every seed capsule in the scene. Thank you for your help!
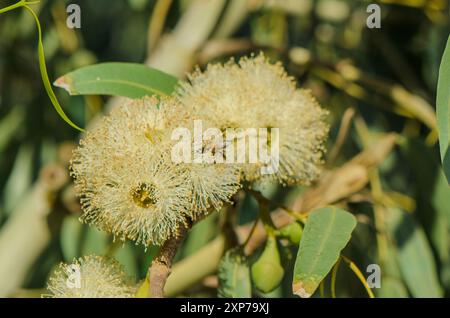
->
[278,222,303,245]
[251,235,285,293]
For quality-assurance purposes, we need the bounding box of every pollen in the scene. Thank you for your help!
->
[131,182,158,208]
[144,127,164,145]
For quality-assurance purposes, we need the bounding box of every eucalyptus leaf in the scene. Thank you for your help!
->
[386,208,443,298]
[378,277,408,298]
[436,36,450,184]
[24,4,84,131]
[292,206,357,298]
[432,170,450,227]
[60,215,83,262]
[3,144,33,216]
[81,226,109,256]
[0,107,24,152]
[113,242,138,278]
[54,62,179,99]
[182,213,218,258]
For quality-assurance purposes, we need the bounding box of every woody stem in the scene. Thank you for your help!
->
[148,221,190,298]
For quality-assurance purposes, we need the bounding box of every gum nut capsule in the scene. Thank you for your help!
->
[251,235,285,293]
[279,222,303,245]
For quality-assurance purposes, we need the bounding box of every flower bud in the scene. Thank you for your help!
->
[251,235,284,293]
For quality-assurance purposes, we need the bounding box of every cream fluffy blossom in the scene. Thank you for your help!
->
[71,96,240,245]
[186,163,240,214]
[70,54,328,247]
[177,53,329,185]
[45,255,135,298]
[173,117,241,215]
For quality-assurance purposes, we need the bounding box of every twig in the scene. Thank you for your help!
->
[164,234,225,296]
[330,257,341,298]
[341,255,375,298]
[145,0,226,76]
[319,280,325,298]
[212,0,250,38]
[337,62,437,134]
[247,188,305,223]
[198,38,253,65]
[354,117,390,266]
[242,218,260,248]
[148,221,190,297]
[147,0,173,53]
[157,135,398,296]
[328,107,356,164]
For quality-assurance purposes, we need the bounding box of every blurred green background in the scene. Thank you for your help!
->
[0,0,449,298]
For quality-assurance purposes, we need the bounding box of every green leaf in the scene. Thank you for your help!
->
[81,226,109,255]
[292,206,357,298]
[182,213,218,258]
[20,4,84,131]
[432,169,450,228]
[386,208,443,298]
[437,36,450,184]
[3,144,33,216]
[135,278,150,298]
[60,215,83,262]
[378,277,408,298]
[0,107,25,152]
[430,207,449,265]
[54,62,179,99]
[113,242,138,278]
[218,248,252,298]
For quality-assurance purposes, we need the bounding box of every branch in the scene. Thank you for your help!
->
[163,134,398,296]
[148,221,190,297]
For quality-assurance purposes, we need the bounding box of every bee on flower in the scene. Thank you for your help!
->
[71,96,241,246]
[177,53,329,185]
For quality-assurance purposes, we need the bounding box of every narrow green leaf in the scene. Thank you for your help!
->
[432,170,450,228]
[430,207,449,265]
[387,208,443,298]
[81,226,109,256]
[113,242,138,278]
[54,62,179,99]
[0,107,25,152]
[378,277,409,298]
[218,248,252,298]
[182,213,218,257]
[292,206,357,298]
[3,144,33,215]
[437,36,450,184]
[60,215,83,262]
[23,4,83,131]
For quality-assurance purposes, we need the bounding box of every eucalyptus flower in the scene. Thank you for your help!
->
[45,255,135,298]
[178,53,329,185]
[71,97,192,246]
[171,117,241,215]
[185,162,241,215]
[71,96,241,245]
